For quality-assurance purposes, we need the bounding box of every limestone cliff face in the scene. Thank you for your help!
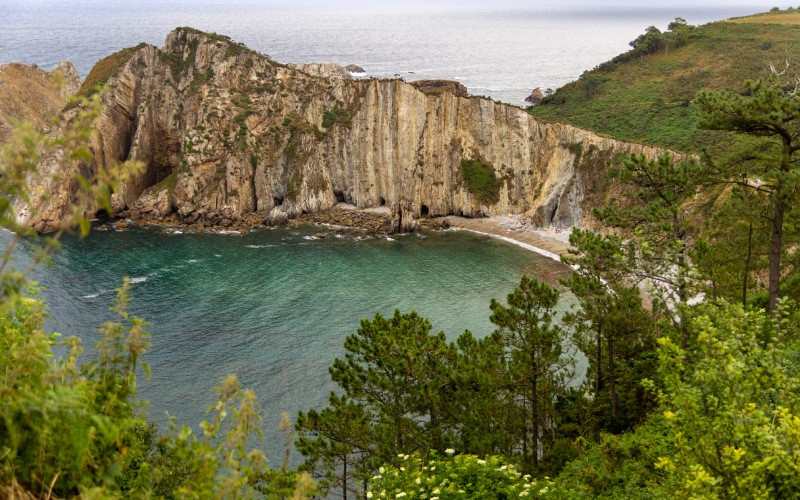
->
[15,28,672,232]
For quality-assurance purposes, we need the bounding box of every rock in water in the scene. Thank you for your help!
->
[390,200,418,234]
[345,64,365,73]
[410,79,468,98]
[525,87,544,104]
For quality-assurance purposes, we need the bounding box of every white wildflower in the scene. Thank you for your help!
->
[432,488,440,494]
[415,477,421,485]
[396,493,407,498]
[366,492,373,499]
[476,459,486,465]
[539,487,549,494]
[445,448,455,455]
[400,467,405,472]
[519,492,529,497]
[379,467,386,474]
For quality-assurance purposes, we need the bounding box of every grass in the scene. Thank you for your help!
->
[528,15,800,155]
[729,9,800,24]
[461,159,499,204]
[76,43,148,98]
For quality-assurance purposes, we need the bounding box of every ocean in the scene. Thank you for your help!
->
[17,225,574,460]
[0,1,773,104]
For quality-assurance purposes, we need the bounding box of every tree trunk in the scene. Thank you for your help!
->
[608,333,617,417]
[596,324,603,392]
[342,459,347,500]
[677,240,690,348]
[743,220,753,307]
[532,373,539,468]
[521,399,528,465]
[768,197,785,316]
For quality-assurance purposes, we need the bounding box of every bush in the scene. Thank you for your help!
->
[369,452,553,498]
[461,159,499,204]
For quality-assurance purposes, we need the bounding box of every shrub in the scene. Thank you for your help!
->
[461,158,499,204]
[369,452,553,498]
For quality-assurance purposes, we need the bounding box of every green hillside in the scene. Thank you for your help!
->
[529,10,800,154]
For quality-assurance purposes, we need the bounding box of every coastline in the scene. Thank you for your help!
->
[103,207,576,264]
[443,216,572,264]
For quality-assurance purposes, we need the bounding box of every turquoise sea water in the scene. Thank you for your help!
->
[17,225,574,455]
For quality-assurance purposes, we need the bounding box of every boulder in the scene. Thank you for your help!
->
[525,87,545,104]
[345,64,365,73]
[389,200,418,234]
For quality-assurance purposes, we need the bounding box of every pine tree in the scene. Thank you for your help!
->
[489,275,573,470]
[697,74,800,315]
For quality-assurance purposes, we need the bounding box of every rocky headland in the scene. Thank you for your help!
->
[2,27,676,235]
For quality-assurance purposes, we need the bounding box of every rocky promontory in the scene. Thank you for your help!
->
[6,28,675,234]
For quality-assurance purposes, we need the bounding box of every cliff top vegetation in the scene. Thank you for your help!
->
[528,8,800,155]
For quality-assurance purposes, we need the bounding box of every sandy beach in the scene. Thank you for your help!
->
[444,216,573,262]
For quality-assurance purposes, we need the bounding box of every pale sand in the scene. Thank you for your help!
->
[445,216,572,262]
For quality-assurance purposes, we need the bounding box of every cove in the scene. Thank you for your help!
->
[18,225,575,455]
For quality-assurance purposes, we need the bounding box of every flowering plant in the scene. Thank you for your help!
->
[367,451,552,498]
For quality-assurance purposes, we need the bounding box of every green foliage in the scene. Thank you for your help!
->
[651,300,800,498]
[0,280,150,497]
[286,169,303,200]
[561,230,659,434]
[0,94,316,499]
[489,276,573,471]
[321,104,351,129]
[460,158,499,204]
[697,74,800,313]
[369,452,553,499]
[592,153,703,344]
[529,19,800,154]
[297,277,578,494]
[551,415,676,498]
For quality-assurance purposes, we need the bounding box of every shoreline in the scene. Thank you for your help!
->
[99,209,576,264]
[443,216,572,264]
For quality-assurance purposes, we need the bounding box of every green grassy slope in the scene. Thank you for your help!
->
[528,13,800,154]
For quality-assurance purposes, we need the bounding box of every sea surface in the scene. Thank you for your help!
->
[17,225,574,455]
[0,0,773,104]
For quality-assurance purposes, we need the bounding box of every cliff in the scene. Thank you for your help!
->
[0,61,81,143]
[10,28,672,233]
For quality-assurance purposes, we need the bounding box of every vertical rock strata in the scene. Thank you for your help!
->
[15,28,671,232]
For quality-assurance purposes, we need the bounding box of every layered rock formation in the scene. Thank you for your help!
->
[288,62,352,80]
[11,28,672,233]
